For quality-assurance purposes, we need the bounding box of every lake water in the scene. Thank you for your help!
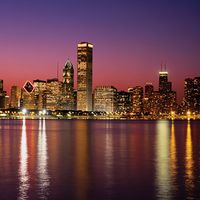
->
[0,119,200,200]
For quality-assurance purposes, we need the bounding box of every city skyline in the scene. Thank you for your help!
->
[1,0,200,100]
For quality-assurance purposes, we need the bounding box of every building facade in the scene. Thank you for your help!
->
[77,42,93,111]
[10,86,21,108]
[94,86,117,112]
[61,60,74,110]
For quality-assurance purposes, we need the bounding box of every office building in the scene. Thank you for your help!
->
[131,86,143,116]
[10,86,21,108]
[116,91,132,113]
[46,78,61,110]
[61,59,74,110]
[33,80,47,110]
[94,86,117,112]
[77,42,93,111]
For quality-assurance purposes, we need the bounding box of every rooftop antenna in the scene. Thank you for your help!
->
[164,61,167,72]
[160,60,163,72]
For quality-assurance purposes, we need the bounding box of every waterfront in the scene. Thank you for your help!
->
[0,119,200,200]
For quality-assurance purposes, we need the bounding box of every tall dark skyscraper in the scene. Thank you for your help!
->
[0,80,6,109]
[63,60,74,93]
[158,67,176,114]
[77,42,93,111]
[0,80,3,93]
[62,59,74,110]
[159,71,171,93]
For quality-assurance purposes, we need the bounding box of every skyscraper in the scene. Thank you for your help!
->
[46,78,61,110]
[77,42,93,111]
[10,85,21,108]
[33,80,47,110]
[131,86,143,116]
[184,77,200,113]
[158,67,176,114]
[0,80,6,109]
[62,59,74,110]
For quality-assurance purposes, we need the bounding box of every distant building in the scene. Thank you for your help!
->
[131,86,143,116]
[143,83,154,115]
[145,83,154,98]
[77,42,93,111]
[116,91,132,113]
[0,80,7,109]
[94,86,117,112]
[184,77,200,113]
[10,85,21,108]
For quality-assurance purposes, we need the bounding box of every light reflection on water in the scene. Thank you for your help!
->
[0,120,199,200]
[170,122,177,193]
[18,118,29,200]
[155,120,171,200]
[104,123,114,190]
[185,120,194,195]
[37,119,49,199]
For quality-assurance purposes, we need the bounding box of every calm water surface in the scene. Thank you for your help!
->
[0,119,200,200]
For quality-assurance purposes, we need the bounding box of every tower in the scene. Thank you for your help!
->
[62,59,74,110]
[63,59,74,94]
[77,42,93,111]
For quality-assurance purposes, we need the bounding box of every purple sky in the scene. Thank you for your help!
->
[0,0,200,100]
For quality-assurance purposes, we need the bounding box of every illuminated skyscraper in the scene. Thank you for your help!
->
[131,86,143,116]
[10,86,21,108]
[143,83,154,116]
[77,42,93,111]
[46,78,61,110]
[184,77,200,113]
[33,80,47,110]
[61,59,74,110]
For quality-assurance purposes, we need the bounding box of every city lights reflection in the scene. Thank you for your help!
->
[74,121,89,200]
[170,122,177,177]
[185,120,194,191]
[104,122,114,189]
[18,118,29,200]
[37,119,49,199]
[156,120,171,199]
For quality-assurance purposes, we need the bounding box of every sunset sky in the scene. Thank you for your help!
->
[0,0,200,100]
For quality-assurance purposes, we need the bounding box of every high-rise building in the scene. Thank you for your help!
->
[10,86,21,108]
[184,77,200,113]
[21,81,35,109]
[158,67,176,115]
[159,71,171,93]
[33,80,47,110]
[145,83,154,98]
[0,80,3,93]
[77,42,93,111]
[94,86,117,112]
[61,59,74,110]
[131,86,143,116]
[46,78,61,110]
[143,83,154,115]
[0,80,7,109]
